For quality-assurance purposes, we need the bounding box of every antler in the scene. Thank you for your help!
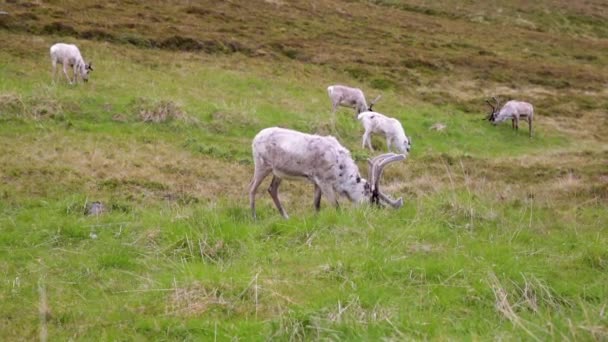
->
[492,96,500,109]
[378,192,404,208]
[485,99,495,112]
[368,95,382,111]
[484,99,495,120]
[367,153,406,208]
[485,96,500,121]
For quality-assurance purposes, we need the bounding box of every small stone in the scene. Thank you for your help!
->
[85,201,105,216]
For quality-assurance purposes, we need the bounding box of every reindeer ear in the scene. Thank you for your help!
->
[88,62,93,71]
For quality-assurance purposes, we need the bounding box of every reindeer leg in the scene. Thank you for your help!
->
[362,130,370,150]
[529,117,533,138]
[386,137,392,152]
[331,101,338,115]
[268,176,288,219]
[73,63,80,84]
[328,102,341,134]
[249,167,271,219]
[363,130,374,151]
[514,117,519,131]
[313,184,322,211]
[62,63,72,84]
[320,185,339,209]
[512,118,515,130]
[51,61,57,83]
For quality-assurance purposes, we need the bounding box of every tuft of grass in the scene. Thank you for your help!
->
[134,98,190,124]
[0,91,73,121]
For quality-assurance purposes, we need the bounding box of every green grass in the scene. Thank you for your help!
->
[1,1,607,340]
[2,191,606,339]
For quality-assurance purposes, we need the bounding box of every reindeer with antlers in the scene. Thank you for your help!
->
[486,97,534,138]
[327,85,382,118]
[249,127,405,219]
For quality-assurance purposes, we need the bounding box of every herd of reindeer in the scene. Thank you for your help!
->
[49,42,535,219]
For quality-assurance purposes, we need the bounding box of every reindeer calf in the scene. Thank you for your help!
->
[358,111,411,154]
[50,43,93,84]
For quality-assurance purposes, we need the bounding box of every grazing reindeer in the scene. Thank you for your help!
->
[327,85,381,117]
[249,127,405,219]
[50,43,93,84]
[486,97,534,137]
[358,111,411,154]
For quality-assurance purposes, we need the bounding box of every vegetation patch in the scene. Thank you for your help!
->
[155,36,251,55]
[40,22,77,36]
[166,236,237,264]
[370,77,397,90]
[98,178,169,199]
[133,98,189,123]
[0,92,72,120]
[207,110,260,134]
[157,35,205,51]
[581,249,608,271]
[488,273,572,321]
[167,282,233,317]
[270,42,310,61]
[79,29,117,42]
[182,6,212,17]
[97,249,136,270]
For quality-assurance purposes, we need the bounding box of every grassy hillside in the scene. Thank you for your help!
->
[1,0,607,340]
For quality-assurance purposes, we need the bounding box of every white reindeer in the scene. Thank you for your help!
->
[486,97,534,137]
[249,127,405,219]
[327,85,381,117]
[50,43,93,84]
[357,111,411,154]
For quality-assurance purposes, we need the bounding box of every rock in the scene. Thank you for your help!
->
[85,201,105,216]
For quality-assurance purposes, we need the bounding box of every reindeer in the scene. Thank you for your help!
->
[486,97,534,137]
[358,111,411,154]
[327,85,381,118]
[50,43,93,84]
[249,127,405,219]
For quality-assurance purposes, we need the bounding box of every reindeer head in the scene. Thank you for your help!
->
[485,97,500,124]
[340,153,405,208]
[367,94,382,112]
[402,135,412,154]
[79,61,93,82]
[340,173,372,203]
